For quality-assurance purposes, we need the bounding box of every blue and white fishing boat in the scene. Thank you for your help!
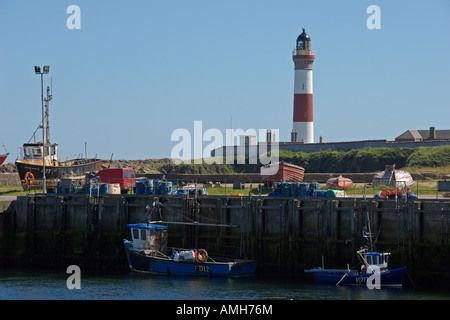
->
[304,248,406,287]
[123,223,256,277]
[305,223,406,287]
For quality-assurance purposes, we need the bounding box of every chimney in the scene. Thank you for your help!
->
[266,130,272,143]
[430,127,436,140]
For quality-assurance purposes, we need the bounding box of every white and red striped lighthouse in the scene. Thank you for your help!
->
[292,28,315,143]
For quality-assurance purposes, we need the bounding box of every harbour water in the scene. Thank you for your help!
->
[0,268,448,301]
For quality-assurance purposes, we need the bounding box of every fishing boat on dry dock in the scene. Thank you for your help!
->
[15,142,103,190]
[123,222,257,277]
[15,85,102,190]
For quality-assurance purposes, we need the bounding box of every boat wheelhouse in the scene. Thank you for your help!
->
[359,250,390,273]
[126,223,168,253]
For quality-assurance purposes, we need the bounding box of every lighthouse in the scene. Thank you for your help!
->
[292,28,315,143]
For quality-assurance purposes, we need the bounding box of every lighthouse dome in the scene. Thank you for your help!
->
[297,28,310,42]
[296,28,311,50]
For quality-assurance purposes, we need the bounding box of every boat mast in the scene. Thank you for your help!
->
[366,211,374,251]
[44,85,52,145]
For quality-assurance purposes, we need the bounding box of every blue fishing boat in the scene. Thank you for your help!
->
[123,223,256,277]
[305,249,406,287]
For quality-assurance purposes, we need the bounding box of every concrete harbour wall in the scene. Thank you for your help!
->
[0,194,449,288]
[0,173,20,186]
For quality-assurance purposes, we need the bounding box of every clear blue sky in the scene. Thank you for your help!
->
[1,0,449,161]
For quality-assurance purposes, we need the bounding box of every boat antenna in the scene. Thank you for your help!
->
[108,153,113,168]
[364,211,374,251]
[0,136,8,154]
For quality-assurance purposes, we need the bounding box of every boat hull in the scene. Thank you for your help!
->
[309,267,406,287]
[261,161,304,182]
[15,158,103,190]
[124,240,256,277]
[0,154,8,165]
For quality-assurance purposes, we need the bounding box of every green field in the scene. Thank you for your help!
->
[0,186,28,196]
[109,145,450,175]
[274,146,450,173]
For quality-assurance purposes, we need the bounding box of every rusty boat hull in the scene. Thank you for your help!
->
[15,158,103,190]
[0,153,8,165]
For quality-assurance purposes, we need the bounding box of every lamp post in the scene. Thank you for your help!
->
[34,65,50,193]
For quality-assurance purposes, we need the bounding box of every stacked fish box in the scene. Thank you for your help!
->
[268,182,330,198]
[153,181,173,195]
[134,180,154,195]
[85,183,121,195]
[56,179,85,194]
[134,179,173,195]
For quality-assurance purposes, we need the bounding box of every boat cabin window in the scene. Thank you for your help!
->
[24,148,31,158]
[23,146,48,158]
[130,226,168,251]
[131,228,147,241]
[33,147,41,157]
[49,145,56,156]
[22,144,57,160]
[365,254,388,265]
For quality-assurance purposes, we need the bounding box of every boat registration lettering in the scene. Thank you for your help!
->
[356,276,367,284]
[194,264,210,272]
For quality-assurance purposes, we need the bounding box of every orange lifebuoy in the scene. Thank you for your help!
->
[25,172,34,185]
[380,189,390,198]
[196,249,208,262]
